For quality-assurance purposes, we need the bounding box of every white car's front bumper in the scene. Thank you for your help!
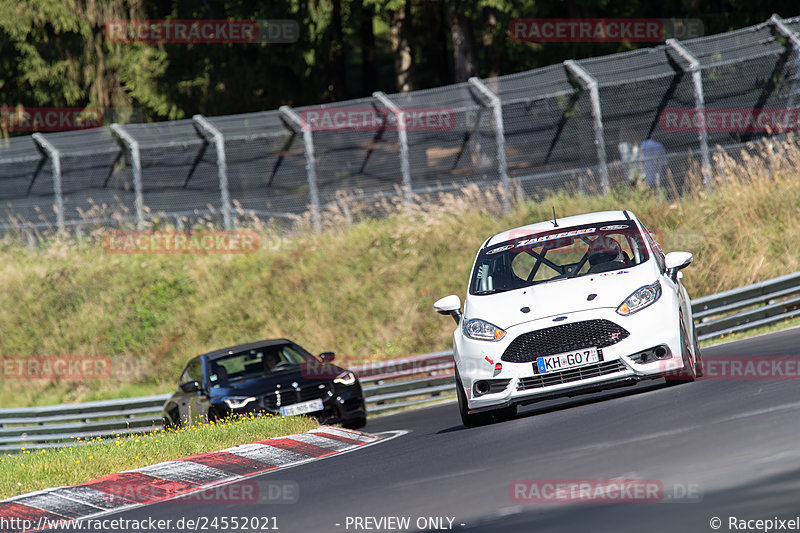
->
[454,297,685,413]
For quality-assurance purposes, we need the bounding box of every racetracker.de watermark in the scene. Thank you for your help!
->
[509,18,704,42]
[105,19,299,43]
[662,356,800,380]
[660,108,800,133]
[510,479,702,503]
[299,107,456,132]
[104,230,259,254]
[1,107,103,132]
[96,480,299,505]
[0,356,111,380]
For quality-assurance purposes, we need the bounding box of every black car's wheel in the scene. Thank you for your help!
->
[455,370,494,428]
[207,408,222,424]
[666,318,697,384]
[342,416,367,430]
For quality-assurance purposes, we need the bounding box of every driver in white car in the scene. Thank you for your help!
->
[587,236,628,273]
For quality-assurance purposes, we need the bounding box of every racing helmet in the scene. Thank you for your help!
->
[587,236,624,266]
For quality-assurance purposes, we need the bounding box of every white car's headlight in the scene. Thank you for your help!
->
[334,371,357,386]
[463,318,506,341]
[617,281,662,316]
[223,396,257,409]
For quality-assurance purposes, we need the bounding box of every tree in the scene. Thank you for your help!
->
[0,0,172,126]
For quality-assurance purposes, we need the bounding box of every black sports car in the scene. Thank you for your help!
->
[162,338,367,429]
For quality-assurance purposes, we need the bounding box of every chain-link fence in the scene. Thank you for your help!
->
[2,14,800,234]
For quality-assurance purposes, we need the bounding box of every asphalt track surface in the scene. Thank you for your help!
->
[54,327,800,533]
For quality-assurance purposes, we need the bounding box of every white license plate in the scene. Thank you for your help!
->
[535,347,600,374]
[279,398,324,417]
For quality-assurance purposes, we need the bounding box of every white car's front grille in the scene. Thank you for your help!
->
[516,360,627,390]
[502,319,630,363]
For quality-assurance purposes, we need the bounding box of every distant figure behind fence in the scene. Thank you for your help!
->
[642,138,667,189]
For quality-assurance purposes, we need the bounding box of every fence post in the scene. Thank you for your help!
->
[193,115,233,230]
[666,39,712,190]
[564,60,609,194]
[770,15,800,128]
[468,77,511,214]
[279,106,321,232]
[373,91,413,210]
[31,133,65,233]
[110,124,145,230]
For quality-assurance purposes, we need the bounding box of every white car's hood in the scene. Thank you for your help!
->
[464,267,658,330]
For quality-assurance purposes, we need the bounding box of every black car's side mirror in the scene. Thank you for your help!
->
[319,352,336,362]
[180,381,202,393]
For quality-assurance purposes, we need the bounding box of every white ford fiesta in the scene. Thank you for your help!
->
[433,210,703,427]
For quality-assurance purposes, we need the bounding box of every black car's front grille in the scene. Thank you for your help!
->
[300,383,330,402]
[261,393,279,411]
[501,319,630,363]
[517,360,627,390]
[260,382,330,411]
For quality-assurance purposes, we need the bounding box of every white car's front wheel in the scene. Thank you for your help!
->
[456,370,494,427]
[665,317,697,384]
[455,369,517,427]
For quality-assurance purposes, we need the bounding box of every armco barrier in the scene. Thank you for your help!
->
[0,395,169,453]
[2,271,798,452]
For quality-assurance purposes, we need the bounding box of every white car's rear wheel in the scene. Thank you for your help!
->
[693,326,705,378]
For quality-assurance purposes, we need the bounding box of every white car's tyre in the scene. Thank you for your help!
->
[455,370,494,428]
[665,317,697,384]
[455,370,518,427]
[693,326,705,378]
[493,404,518,422]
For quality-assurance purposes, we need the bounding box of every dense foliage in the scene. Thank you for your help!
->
[2,0,798,123]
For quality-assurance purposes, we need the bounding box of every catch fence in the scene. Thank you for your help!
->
[2,15,800,233]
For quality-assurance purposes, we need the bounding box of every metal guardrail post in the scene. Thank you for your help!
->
[30,133,65,233]
[110,124,146,230]
[666,39,712,191]
[564,60,609,194]
[279,106,321,232]
[193,115,233,230]
[373,91,413,210]
[468,77,511,214]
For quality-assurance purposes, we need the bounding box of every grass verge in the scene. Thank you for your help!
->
[0,414,318,500]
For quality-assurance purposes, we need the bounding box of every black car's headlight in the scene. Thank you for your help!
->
[617,281,662,316]
[334,371,357,386]
[223,396,257,409]
[463,318,506,341]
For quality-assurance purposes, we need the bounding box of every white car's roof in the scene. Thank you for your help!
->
[485,210,637,248]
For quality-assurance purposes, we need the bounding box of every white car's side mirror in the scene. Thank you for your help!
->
[665,251,693,270]
[433,295,462,324]
[664,251,693,281]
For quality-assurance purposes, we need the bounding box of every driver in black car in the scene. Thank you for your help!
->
[263,351,281,372]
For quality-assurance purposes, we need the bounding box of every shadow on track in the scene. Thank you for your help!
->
[437,381,669,434]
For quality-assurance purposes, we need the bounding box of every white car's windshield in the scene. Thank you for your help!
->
[470,221,650,295]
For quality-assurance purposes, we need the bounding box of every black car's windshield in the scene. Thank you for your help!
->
[470,221,650,295]
[208,344,312,387]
